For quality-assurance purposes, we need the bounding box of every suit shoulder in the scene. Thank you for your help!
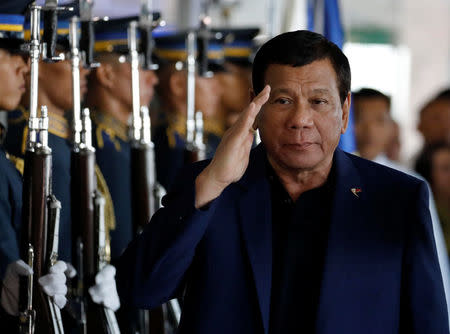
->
[344,152,424,191]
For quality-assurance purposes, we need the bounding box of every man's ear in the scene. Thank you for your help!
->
[95,63,114,89]
[170,71,187,99]
[341,92,351,134]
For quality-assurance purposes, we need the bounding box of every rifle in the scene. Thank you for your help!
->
[79,0,97,68]
[184,32,207,164]
[132,5,180,334]
[184,0,215,163]
[19,2,68,332]
[129,16,165,234]
[128,11,170,332]
[69,11,120,333]
[42,0,66,62]
[94,192,121,331]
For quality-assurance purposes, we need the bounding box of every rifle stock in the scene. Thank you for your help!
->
[70,7,120,331]
[71,135,119,334]
[20,107,64,334]
[130,144,156,232]
[129,10,168,331]
[19,1,71,331]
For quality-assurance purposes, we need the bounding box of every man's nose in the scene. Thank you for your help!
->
[287,102,314,129]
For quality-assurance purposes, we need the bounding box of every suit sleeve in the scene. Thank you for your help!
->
[116,164,219,309]
[401,180,450,333]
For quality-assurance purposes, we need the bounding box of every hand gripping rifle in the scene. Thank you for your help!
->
[19,2,70,333]
[69,12,120,334]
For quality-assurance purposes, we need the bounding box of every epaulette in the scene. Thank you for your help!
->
[18,108,70,154]
[6,152,24,175]
[48,112,70,139]
[166,114,186,149]
[166,113,225,148]
[204,118,225,138]
[92,111,128,152]
[95,164,116,263]
[20,125,27,154]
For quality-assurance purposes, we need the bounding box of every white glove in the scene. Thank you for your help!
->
[64,262,77,279]
[88,264,120,312]
[38,261,68,309]
[1,260,33,315]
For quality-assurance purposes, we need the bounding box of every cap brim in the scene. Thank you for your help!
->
[208,62,227,73]
[0,38,27,54]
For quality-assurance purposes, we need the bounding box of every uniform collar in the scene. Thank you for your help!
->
[91,110,129,141]
[48,111,70,139]
[167,112,225,138]
[11,106,70,139]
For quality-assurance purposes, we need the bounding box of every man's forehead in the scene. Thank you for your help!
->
[264,61,338,93]
[271,86,332,95]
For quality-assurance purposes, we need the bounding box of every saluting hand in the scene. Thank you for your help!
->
[195,85,271,208]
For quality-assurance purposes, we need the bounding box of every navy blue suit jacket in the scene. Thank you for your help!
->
[117,145,449,333]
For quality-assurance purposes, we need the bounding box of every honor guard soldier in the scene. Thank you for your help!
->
[153,31,225,190]
[5,18,87,263]
[86,15,182,333]
[0,2,68,332]
[85,16,159,261]
[215,27,260,128]
[4,13,121,327]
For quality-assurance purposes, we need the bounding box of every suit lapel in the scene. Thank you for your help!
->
[237,147,378,334]
[316,150,377,333]
[237,145,272,334]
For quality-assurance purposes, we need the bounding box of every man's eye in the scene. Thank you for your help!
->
[312,99,327,105]
[275,98,290,105]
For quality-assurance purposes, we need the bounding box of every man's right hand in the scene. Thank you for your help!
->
[195,85,271,208]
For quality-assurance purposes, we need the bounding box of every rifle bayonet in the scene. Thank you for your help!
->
[79,0,98,68]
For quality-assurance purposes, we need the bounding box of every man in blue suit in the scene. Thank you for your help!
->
[117,30,449,333]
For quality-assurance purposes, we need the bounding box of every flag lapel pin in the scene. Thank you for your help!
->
[351,188,362,198]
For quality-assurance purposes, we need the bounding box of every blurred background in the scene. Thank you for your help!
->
[89,0,449,165]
